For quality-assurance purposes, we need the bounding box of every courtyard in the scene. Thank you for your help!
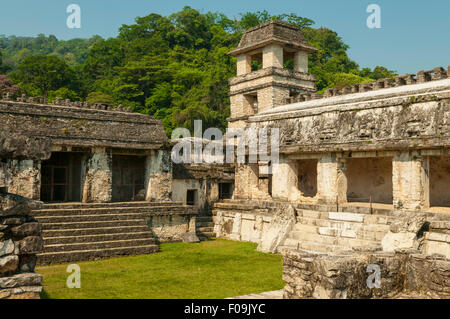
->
[37,239,284,299]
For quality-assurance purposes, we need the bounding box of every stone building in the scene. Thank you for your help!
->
[213,20,450,265]
[0,98,198,264]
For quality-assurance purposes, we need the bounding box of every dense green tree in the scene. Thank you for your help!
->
[2,7,396,135]
[10,55,77,97]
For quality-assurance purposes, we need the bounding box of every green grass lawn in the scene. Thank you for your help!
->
[37,239,284,299]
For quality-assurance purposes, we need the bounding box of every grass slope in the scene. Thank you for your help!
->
[37,239,283,299]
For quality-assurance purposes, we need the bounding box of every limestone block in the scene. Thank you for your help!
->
[213,211,224,238]
[0,273,42,289]
[258,204,296,253]
[0,255,19,274]
[0,239,14,257]
[180,232,200,243]
[251,215,264,243]
[230,213,242,241]
[381,231,417,252]
[328,212,364,223]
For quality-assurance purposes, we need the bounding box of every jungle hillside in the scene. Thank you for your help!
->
[0,7,396,135]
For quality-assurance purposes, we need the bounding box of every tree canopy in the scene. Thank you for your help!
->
[0,7,396,135]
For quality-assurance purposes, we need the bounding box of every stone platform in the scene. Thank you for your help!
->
[32,201,196,265]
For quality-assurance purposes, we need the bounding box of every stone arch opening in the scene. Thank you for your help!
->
[297,159,318,198]
[429,156,450,207]
[345,157,393,204]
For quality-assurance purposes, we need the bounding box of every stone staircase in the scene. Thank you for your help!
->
[278,210,392,253]
[32,202,184,265]
[196,215,216,240]
[423,219,450,259]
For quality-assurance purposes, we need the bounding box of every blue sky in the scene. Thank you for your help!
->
[0,0,449,74]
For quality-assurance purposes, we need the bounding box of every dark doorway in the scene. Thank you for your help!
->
[41,152,82,202]
[298,159,318,198]
[219,182,233,199]
[112,155,145,202]
[186,189,197,206]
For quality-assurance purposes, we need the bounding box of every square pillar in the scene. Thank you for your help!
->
[145,150,172,201]
[6,160,41,200]
[272,157,302,202]
[81,147,112,203]
[236,54,252,76]
[294,51,308,73]
[393,152,429,211]
[263,44,283,69]
[257,86,290,112]
[230,94,255,118]
[233,163,270,200]
[316,154,347,204]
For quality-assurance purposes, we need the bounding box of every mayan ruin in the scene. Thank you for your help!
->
[0,3,449,304]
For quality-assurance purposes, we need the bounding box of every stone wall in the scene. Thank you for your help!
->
[0,133,48,299]
[0,100,167,150]
[282,248,449,299]
[0,192,43,299]
[6,160,41,200]
[141,210,197,243]
[249,79,450,154]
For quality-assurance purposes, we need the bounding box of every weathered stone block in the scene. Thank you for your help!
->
[0,255,19,274]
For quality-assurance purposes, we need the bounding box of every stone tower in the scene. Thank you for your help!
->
[228,20,318,128]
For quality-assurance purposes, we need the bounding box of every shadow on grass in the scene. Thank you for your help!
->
[40,288,50,299]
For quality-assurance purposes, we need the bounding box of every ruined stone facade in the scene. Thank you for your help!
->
[212,20,450,298]
[0,134,50,299]
[0,98,198,265]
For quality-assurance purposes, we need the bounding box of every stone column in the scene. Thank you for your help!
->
[236,54,252,76]
[81,147,112,203]
[257,86,290,113]
[392,152,429,211]
[145,149,172,202]
[263,44,283,69]
[294,51,308,73]
[233,163,259,200]
[271,157,302,202]
[316,154,347,204]
[6,160,41,200]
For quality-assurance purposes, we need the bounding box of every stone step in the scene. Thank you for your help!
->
[40,219,147,230]
[287,231,337,245]
[41,201,182,210]
[424,232,450,243]
[280,239,350,253]
[44,232,154,245]
[213,202,260,210]
[300,210,328,219]
[287,230,381,248]
[35,213,143,224]
[328,212,366,223]
[197,221,214,227]
[430,220,450,233]
[297,217,390,230]
[197,226,214,233]
[197,231,215,238]
[292,224,319,234]
[37,245,159,265]
[43,238,156,253]
[43,225,150,237]
[33,206,189,216]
